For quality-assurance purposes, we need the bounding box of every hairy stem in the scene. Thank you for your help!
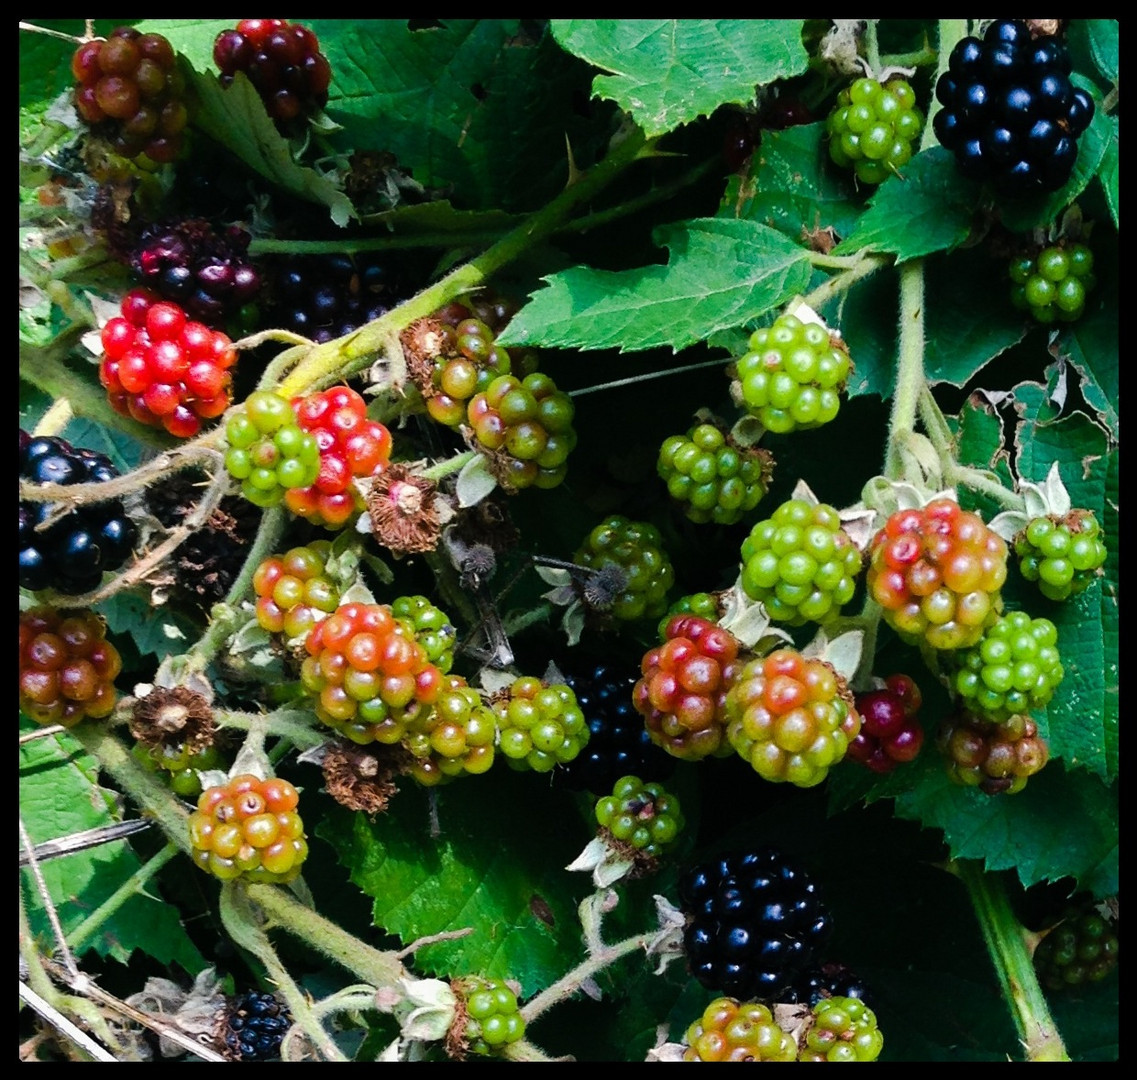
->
[885,259,926,480]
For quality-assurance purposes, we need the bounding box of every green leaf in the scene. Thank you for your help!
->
[832,147,982,263]
[183,64,355,225]
[1064,228,1119,442]
[317,771,590,997]
[1082,19,1119,82]
[550,20,808,138]
[95,591,200,660]
[498,218,811,354]
[722,122,863,244]
[134,19,233,70]
[20,719,206,974]
[1098,115,1119,229]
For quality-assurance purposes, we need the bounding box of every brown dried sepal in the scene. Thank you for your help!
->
[321,741,409,815]
[129,685,216,755]
[400,317,456,400]
[366,464,442,554]
[601,830,663,881]
[443,984,472,1061]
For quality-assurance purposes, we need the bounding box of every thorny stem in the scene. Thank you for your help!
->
[801,253,891,312]
[420,450,477,482]
[953,861,1070,1061]
[215,707,324,751]
[885,259,926,480]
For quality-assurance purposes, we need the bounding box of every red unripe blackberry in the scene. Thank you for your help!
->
[681,997,796,1061]
[213,20,331,131]
[252,541,339,640]
[634,615,743,761]
[725,648,861,787]
[189,774,308,883]
[866,498,1008,650]
[849,674,924,773]
[20,607,122,727]
[936,711,1049,795]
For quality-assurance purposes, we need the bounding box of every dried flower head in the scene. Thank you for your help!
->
[366,464,442,555]
[321,741,409,815]
[129,685,216,755]
[401,316,454,400]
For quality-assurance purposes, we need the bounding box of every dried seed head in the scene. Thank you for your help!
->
[322,741,409,815]
[130,685,216,755]
[582,563,629,612]
[367,465,442,554]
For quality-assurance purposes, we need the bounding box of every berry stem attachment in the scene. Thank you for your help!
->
[885,259,927,481]
[420,450,477,482]
[801,253,891,312]
[953,860,1070,1062]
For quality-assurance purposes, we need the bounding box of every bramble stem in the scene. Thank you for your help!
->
[802,253,891,311]
[885,259,926,480]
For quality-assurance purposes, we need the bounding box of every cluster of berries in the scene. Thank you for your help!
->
[188,774,308,883]
[593,774,684,862]
[19,607,122,727]
[933,20,1095,195]
[20,432,136,596]
[252,541,340,640]
[1009,242,1097,324]
[657,422,773,525]
[826,75,924,185]
[936,711,1049,795]
[223,390,321,508]
[99,287,238,438]
[489,675,589,773]
[849,674,924,774]
[732,311,853,434]
[71,27,188,164]
[573,515,675,622]
[739,498,862,625]
[1015,511,1107,600]
[213,19,332,129]
[452,976,526,1057]
[270,254,398,344]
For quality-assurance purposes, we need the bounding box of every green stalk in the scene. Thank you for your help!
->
[801,253,891,312]
[955,861,1070,1061]
[884,259,926,480]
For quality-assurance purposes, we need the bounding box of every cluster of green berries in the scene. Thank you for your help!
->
[224,391,321,507]
[725,648,861,788]
[733,312,853,434]
[489,676,589,772]
[656,423,773,525]
[826,76,924,185]
[950,611,1064,723]
[421,315,514,427]
[657,592,721,640]
[188,774,308,883]
[936,712,1049,795]
[1015,512,1107,601]
[633,615,743,761]
[253,541,339,640]
[402,674,497,786]
[740,498,862,625]
[594,775,684,862]
[798,996,885,1062]
[391,595,457,673]
[19,607,122,727]
[299,602,443,745]
[1033,902,1119,991]
[452,976,526,1057]
[1010,243,1096,324]
[681,997,796,1061]
[574,515,675,621]
[866,498,1008,651]
[133,741,224,798]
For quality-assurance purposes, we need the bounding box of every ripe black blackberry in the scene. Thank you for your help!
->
[678,847,833,1003]
[556,663,675,796]
[20,433,137,596]
[933,20,1094,195]
[269,253,402,344]
[218,990,291,1061]
[786,961,871,1006]
[127,218,262,326]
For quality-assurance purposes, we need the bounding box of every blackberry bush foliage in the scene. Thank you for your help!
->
[20,18,1117,1065]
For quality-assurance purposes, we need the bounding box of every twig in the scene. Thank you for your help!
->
[18,982,116,1062]
[20,815,79,977]
[18,819,152,867]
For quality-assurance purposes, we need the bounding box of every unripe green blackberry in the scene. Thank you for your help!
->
[420,316,513,426]
[1015,511,1107,601]
[798,995,884,1062]
[133,740,224,798]
[950,611,1064,723]
[740,498,862,625]
[656,423,773,525]
[725,648,861,787]
[827,75,924,185]
[656,591,722,641]
[392,594,457,673]
[681,997,796,1061]
[402,674,497,785]
[224,391,320,508]
[1034,902,1119,991]
[252,541,339,640]
[594,774,684,863]
[733,312,853,434]
[574,515,675,621]
[936,712,1049,795]
[188,774,308,883]
[452,976,525,1057]
[1010,242,1097,324]
[491,675,588,772]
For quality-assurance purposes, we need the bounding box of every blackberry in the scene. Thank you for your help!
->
[128,218,262,327]
[936,711,1049,795]
[219,990,292,1061]
[402,674,496,785]
[451,976,526,1057]
[392,594,457,674]
[20,433,137,596]
[678,847,832,1003]
[223,391,321,507]
[573,515,675,621]
[557,663,675,796]
[270,253,400,345]
[849,674,925,773]
[1010,242,1097,324]
[826,75,924,185]
[1033,900,1119,991]
[681,997,796,1061]
[490,675,589,773]
[933,20,1095,195]
[798,995,884,1062]
[1015,510,1107,601]
[656,592,722,642]
[213,20,332,131]
[253,541,340,640]
[594,775,685,862]
[787,961,872,1006]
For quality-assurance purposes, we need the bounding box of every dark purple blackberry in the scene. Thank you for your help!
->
[128,218,262,326]
[270,254,400,344]
[678,847,832,1003]
[219,990,292,1061]
[556,664,675,796]
[933,20,1094,196]
[785,961,871,1006]
[20,433,137,596]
